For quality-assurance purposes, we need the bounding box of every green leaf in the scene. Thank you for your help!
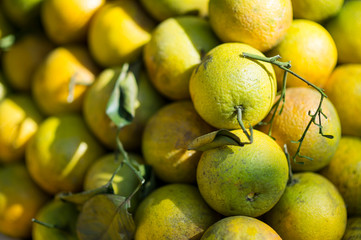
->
[56,183,114,208]
[106,63,139,129]
[76,194,135,240]
[187,129,243,151]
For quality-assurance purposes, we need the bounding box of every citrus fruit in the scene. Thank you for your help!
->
[189,42,276,130]
[324,64,361,137]
[32,45,99,116]
[84,153,144,210]
[201,216,281,240]
[32,200,78,240]
[342,217,361,240]
[25,114,105,194]
[267,19,337,88]
[83,68,165,151]
[1,0,43,27]
[326,0,361,64]
[259,87,341,172]
[88,0,155,67]
[144,16,219,100]
[264,172,347,240]
[140,0,209,21]
[2,34,53,91]
[0,163,49,238]
[291,0,343,22]
[320,136,361,216]
[208,0,292,52]
[142,100,214,183]
[41,0,105,44]
[0,94,43,163]
[197,129,288,217]
[134,184,220,240]
[0,10,13,40]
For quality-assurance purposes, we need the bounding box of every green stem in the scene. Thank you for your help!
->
[242,52,333,163]
[234,106,253,144]
[266,70,288,137]
[32,218,63,230]
[283,144,293,185]
[242,52,327,98]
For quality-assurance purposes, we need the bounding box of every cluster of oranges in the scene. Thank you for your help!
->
[1,0,361,239]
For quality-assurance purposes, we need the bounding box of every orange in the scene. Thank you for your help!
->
[83,68,165,151]
[342,218,361,240]
[197,129,288,217]
[326,0,361,63]
[88,0,155,67]
[201,216,281,240]
[32,45,99,116]
[264,172,347,240]
[0,9,13,40]
[32,200,78,240]
[83,153,144,211]
[2,34,53,91]
[320,136,361,216]
[142,100,214,183]
[291,0,343,22]
[267,19,338,89]
[189,42,276,130]
[25,114,105,194]
[0,163,49,238]
[0,94,43,163]
[135,184,220,240]
[259,87,341,172]
[208,0,292,52]
[144,16,219,100]
[324,64,361,137]
[140,0,209,21]
[41,0,105,44]
[1,0,43,27]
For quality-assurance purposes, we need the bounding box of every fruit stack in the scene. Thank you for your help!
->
[0,0,361,239]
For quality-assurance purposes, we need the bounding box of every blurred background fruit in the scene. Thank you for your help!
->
[320,136,361,216]
[1,0,43,28]
[88,0,155,67]
[324,64,361,137]
[0,94,43,163]
[25,114,105,195]
[84,153,144,211]
[83,68,166,151]
[291,0,344,22]
[144,16,219,100]
[2,34,53,91]
[259,87,341,172]
[0,163,49,238]
[140,0,209,21]
[342,217,361,240]
[41,0,105,44]
[32,200,79,240]
[208,0,292,52]
[32,45,98,116]
[326,0,361,64]
[267,19,337,89]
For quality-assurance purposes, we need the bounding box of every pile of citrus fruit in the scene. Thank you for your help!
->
[1,0,361,239]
